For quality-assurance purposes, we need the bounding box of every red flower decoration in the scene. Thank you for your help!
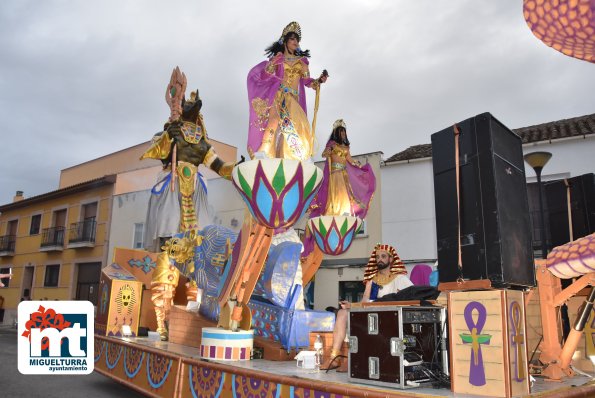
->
[21,305,72,350]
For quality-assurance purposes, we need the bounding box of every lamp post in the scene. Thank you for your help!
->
[524,151,552,259]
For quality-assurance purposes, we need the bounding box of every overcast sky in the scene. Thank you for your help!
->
[1,0,593,205]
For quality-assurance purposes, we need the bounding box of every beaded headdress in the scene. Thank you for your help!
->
[363,243,407,282]
[333,119,347,131]
[281,21,301,41]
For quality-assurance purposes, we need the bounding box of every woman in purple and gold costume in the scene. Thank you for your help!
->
[310,119,376,219]
[247,21,328,161]
[301,120,376,260]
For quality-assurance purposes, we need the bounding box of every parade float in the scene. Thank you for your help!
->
[93,17,595,398]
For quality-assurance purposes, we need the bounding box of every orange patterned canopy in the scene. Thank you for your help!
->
[524,0,595,63]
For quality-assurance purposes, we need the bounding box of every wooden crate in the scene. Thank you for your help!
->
[112,247,158,287]
[448,290,530,397]
[95,263,143,336]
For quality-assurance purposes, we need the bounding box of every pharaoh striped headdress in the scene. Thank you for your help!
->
[363,243,407,282]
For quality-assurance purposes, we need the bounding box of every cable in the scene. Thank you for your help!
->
[404,310,450,388]
[570,365,592,378]
[323,355,347,373]
[529,335,543,365]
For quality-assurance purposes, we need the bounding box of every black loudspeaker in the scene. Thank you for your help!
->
[546,173,595,248]
[431,112,535,287]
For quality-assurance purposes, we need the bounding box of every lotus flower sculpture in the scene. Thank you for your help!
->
[308,215,363,256]
[232,159,323,229]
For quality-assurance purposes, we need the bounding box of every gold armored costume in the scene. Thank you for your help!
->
[257,59,315,161]
[151,251,180,340]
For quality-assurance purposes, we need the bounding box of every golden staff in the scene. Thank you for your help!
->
[165,67,186,193]
[310,70,328,150]
[171,144,177,192]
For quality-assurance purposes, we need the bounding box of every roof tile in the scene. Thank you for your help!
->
[386,113,595,162]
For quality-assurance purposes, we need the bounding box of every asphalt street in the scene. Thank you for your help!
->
[0,327,144,397]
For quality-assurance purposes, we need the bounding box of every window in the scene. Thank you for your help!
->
[339,280,365,303]
[30,214,41,235]
[41,209,66,247]
[53,209,67,228]
[7,219,18,236]
[82,202,97,221]
[44,265,60,287]
[356,219,367,238]
[0,267,10,288]
[133,223,144,249]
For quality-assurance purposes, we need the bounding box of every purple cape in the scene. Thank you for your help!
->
[309,143,376,219]
[302,142,376,258]
[246,55,313,155]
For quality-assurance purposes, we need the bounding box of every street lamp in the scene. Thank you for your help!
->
[524,151,552,259]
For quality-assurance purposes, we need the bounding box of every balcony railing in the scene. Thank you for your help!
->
[0,235,16,255]
[68,219,96,246]
[40,226,65,249]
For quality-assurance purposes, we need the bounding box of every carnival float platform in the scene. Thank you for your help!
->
[94,333,595,398]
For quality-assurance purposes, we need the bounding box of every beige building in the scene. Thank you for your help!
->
[0,138,238,325]
[0,177,116,325]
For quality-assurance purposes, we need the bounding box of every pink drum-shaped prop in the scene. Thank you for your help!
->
[308,215,363,256]
[232,159,323,229]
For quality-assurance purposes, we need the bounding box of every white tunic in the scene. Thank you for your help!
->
[377,275,413,298]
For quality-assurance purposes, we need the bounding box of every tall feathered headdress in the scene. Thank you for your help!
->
[363,243,407,282]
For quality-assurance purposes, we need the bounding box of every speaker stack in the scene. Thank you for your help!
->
[431,112,535,288]
[545,173,595,248]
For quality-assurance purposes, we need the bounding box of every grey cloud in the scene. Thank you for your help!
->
[0,0,593,204]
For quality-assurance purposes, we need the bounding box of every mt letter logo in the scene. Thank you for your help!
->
[18,301,94,375]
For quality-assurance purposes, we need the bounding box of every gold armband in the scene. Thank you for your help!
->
[265,61,276,74]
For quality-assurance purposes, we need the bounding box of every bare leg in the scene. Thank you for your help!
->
[332,309,348,352]
[321,309,348,370]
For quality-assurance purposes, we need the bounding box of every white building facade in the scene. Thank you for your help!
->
[380,113,595,266]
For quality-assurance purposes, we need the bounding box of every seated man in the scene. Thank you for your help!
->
[321,243,412,371]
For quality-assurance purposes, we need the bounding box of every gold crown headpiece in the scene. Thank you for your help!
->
[333,119,347,131]
[281,21,301,41]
